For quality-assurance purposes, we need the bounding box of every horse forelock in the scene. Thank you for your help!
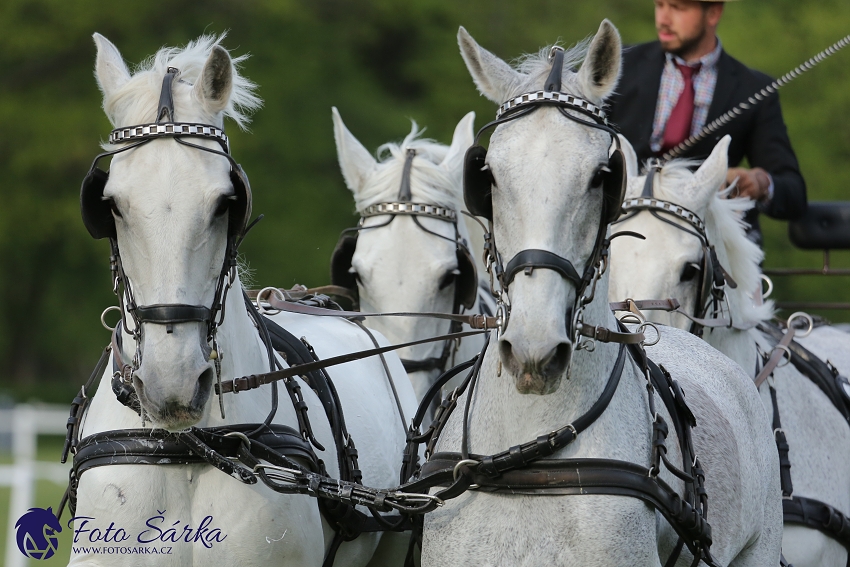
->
[508,38,598,103]
[102,33,261,133]
[354,123,461,212]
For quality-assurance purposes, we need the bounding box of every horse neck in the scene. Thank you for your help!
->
[703,326,760,379]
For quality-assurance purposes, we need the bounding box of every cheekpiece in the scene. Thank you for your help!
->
[497,91,608,123]
[361,202,457,222]
[621,197,706,234]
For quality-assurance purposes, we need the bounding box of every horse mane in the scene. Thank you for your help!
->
[353,122,462,212]
[507,38,598,102]
[648,159,774,325]
[102,33,261,131]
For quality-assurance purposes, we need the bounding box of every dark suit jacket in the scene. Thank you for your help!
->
[606,41,807,236]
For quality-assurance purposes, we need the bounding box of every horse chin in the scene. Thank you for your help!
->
[514,371,563,395]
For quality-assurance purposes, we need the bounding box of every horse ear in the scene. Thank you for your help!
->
[332,107,377,193]
[193,45,233,115]
[441,111,475,175]
[694,135,731,198]
[93,33,131,99]
[577,20,622,102]
[458,27,524,104]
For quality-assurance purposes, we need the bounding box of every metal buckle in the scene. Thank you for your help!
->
[786,311,814,338]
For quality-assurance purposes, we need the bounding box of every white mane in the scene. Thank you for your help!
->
[353,123,463,212]
[646,159,774,325]
[101,33,261,131]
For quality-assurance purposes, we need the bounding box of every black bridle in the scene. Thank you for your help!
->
[464,46,628,348]
[333,148,480,375]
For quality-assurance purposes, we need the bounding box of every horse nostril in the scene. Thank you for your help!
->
[499,338,515,372]
[542,342,572,377]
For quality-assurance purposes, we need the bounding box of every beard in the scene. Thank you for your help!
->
[658,16,708,59]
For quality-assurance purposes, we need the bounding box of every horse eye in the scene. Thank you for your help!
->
[590,165,608,189]
[347,267,362,284]
[680,262,701,282]
[439,269,461,290]
[214,196,234,217]
[110,201,123,219]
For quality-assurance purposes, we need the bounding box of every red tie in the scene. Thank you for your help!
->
[662,63,701,152]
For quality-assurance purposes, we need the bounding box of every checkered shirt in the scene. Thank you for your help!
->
[650,39,723,153]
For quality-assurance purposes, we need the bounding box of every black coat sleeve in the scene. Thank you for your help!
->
[745,87,807,220]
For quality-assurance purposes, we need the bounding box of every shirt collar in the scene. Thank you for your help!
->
[666,37,723,69]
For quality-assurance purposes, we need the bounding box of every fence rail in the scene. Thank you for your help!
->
[0,404,70,567]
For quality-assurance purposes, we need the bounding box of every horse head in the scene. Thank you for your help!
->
[609,135,772,330]
[91,34,261,429]
[458,21,622,394]
[332,108,478,400]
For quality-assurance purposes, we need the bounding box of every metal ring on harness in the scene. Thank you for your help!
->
[638,322,661,347]
[787,311,814,338]
[453,459,479,483]
[256,286,285,316]
[760,274,774,299]
[101,306,122,332]
[224,431,251,452]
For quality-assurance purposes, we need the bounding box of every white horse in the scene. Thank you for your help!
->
[422,22,781,567]
[609,136,850,567]
[331,109,494,407]
[71,34,417,567]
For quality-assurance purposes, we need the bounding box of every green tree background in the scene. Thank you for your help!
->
[0,0,847,402]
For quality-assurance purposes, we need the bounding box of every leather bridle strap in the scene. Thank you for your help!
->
[502,249,582,287]
[133,304,213,324]
[257,289,499,329]
[216,329,487,394]
[783,496,850,550]
[754,326,796,388]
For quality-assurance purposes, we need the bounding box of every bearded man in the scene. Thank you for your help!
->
[607,0,807,243]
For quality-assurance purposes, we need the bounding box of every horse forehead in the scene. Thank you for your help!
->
[489,112,608,185]
[353,216,456,268]
[106,139,231,203]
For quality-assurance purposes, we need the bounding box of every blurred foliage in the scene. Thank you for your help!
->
[0,0,847,400]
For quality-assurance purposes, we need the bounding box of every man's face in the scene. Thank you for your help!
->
[655,0,709,56]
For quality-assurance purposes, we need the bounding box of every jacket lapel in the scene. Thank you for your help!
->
[636,43,666,143]
[707,50,737,122]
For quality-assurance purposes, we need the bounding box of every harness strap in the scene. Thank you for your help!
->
[783,495,850,551]
[216,329,486,395]
[256,289,498,329]
[416,456,718,567]
[759,322,850,425]
[503,248,582,287]
[754,326,796,388]
[769,384,794,498]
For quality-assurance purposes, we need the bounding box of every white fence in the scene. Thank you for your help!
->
[0,404,71,567]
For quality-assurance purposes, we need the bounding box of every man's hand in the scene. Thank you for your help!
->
[725,167,772,202]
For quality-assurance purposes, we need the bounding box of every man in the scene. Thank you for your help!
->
[607,0,807,243]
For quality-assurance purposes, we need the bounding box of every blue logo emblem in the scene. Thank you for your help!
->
[15,507,62,559]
